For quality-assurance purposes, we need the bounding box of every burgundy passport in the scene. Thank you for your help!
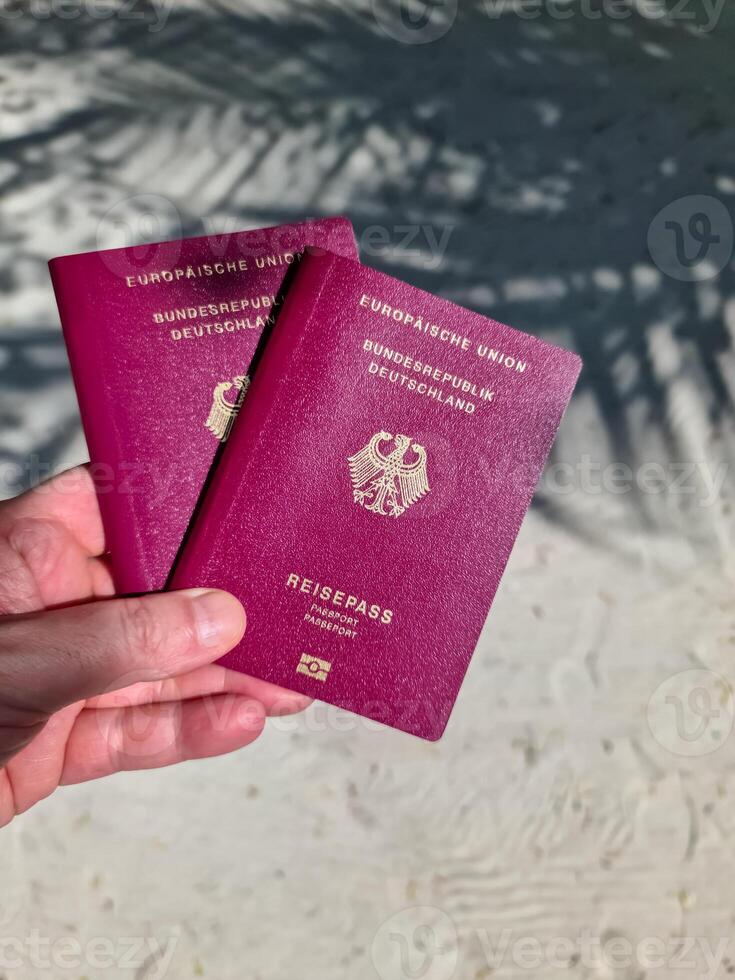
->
[171,251,582,739]
[49,218,357,593]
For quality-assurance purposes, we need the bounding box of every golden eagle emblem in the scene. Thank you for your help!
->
[204,375,250,442]
[347,431,430,517]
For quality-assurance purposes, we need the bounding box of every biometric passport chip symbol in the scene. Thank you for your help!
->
[348,431,430,517]
[204,375,250,442]
[296,653,331,682]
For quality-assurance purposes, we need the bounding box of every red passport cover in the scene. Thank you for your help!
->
[170,251,582,740]
[49,218,357,593]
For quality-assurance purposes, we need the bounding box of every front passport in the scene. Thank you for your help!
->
[49,218,357,593]
[171,251,582,739]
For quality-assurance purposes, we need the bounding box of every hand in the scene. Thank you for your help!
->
[0,465,309,826]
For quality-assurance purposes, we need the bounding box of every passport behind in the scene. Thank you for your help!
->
[171,251,582,739]
[50,218,357,593]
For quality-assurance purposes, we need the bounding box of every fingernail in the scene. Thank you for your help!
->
[187,589,246,648]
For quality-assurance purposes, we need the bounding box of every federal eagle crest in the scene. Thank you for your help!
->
[347,431,430,518]
[204,375,250,442]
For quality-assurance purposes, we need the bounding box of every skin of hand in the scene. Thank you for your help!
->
[0,465,310,827]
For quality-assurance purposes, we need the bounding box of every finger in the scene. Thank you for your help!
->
[88,554,116,598]
[0,589,246,720]
[0,516,110,614]
[59,695,266,785]
[86,666,312,716]
[0,465,105,557]
[0,703,84,820]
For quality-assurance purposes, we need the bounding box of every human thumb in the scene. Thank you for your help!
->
[0,589,245,766]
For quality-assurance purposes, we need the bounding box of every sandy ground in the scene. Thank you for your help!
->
[1,2,735,978]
